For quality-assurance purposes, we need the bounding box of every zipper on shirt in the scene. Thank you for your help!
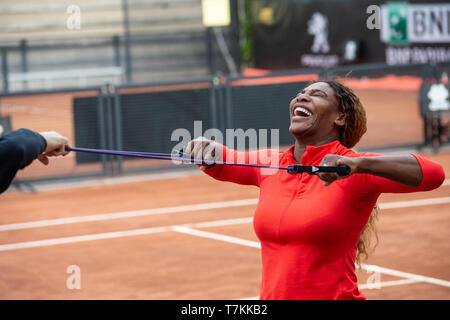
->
[276,173,303,244]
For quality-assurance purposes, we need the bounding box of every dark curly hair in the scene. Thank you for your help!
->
[312,80,377,265]
[318,80,367,148]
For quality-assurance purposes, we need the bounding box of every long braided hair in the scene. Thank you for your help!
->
[316,80,379,265]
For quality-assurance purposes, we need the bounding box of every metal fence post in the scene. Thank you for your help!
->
[319,66,330,80]
[224,75,233,130]
[1,49,8,93]
[97,86,109,176]
[113,35,121,68]
[215,72,226,134]
[206,27,215,75]
[105,83,116,175]
[209,75,219,130]
[122,0,132,83]
[113,85,123,175]
[20,39,28,90]
[229,0,241,73]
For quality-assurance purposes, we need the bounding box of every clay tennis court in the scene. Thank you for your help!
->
[1,75,449,299]
[2,0,450,303]
[0,149,449,300]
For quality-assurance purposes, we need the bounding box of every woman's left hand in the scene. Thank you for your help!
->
[317,154,360,186]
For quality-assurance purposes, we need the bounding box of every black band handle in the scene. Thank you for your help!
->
[287,164,351,175]
[336,164,351,176]
[312,164,351,176]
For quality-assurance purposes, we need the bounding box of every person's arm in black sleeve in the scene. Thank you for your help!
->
[0,129,71,194]
[0,128,47,193]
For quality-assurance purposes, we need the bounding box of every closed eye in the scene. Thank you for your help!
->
[310,89,327,97]
[296,89,328,98]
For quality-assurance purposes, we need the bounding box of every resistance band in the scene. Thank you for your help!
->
[66,147,351,176]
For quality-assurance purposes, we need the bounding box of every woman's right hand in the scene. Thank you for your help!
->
[185,137,222,170]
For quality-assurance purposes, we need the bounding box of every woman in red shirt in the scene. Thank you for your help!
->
[186,80,445,300]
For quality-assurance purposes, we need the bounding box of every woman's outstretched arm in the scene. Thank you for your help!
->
[186,137,263,187]
[318,153,445,192]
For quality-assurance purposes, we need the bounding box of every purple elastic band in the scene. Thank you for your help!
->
[66,147,289,170]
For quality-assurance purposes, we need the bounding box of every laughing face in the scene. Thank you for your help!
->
[289,82,345,144]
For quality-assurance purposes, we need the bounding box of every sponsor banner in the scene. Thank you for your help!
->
[251,0,450,70]
[386,46,450,65]
[381,3,450,44]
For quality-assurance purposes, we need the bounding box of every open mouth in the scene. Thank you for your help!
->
[293,106,312,118]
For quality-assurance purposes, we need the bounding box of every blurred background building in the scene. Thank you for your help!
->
[0,0,241,92]
[1,0,450,92]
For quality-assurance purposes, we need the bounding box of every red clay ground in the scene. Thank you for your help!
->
[0,150,449,300]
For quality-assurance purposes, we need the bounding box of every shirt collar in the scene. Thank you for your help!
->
[285,140,348,165]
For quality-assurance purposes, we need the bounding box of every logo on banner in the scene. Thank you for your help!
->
[386,2,408,44]
[301,12,338,67]
[308,13,330,53]
[381,3,450,44]
[344,41,358,61]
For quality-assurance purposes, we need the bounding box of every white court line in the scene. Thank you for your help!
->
[172,227,450,289]
[10,169,203,193]
[359,264,450,288]
[357,278,421,290]
[171,226,261,249]
[0,199,258,232]
[0,217,258,252]
[2,192,450,232]
[1,213,449,290]
[236,278,423,299]
[186,217,254,229]
[378,197,450,210]
[173,227,450,289]
[0,226,168,251]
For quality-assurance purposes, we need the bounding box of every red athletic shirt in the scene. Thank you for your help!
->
[202,140,445,300]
